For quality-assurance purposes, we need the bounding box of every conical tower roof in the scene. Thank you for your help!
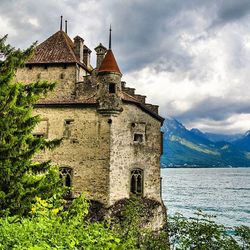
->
[98,50,121,74]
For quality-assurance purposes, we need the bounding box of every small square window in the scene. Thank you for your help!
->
[134,133,143,143]
[109,83,116,94]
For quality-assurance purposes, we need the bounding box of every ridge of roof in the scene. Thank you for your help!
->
[98,50,121,74]
[26,30,90,72]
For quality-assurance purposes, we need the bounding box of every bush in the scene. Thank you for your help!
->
[0,195,122,250]
[167,210,250,250]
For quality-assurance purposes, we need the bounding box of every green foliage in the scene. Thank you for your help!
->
[0,195,122,250]
[167,210,250,250]
[235,225,250,249]
[0,36,62,216]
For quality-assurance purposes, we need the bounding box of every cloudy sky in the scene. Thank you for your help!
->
[1,0,250,134]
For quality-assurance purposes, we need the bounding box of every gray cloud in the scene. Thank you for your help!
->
[1,0,250,133]
[174,97,250,122]
[214,0,250,26]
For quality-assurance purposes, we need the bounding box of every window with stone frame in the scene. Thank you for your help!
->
[133,133,144,143]
[59,167,73,198]
[63,119,74,139]
[131,122,146,144]
[130,169,143,196]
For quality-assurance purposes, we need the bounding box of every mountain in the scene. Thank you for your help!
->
[204,132,242,143]
[231,131,250,152]
[161,118,250,167]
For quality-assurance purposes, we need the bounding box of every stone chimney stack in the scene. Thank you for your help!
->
[74,36,84,63]
[94,43,107,69]
[83,45,92,68]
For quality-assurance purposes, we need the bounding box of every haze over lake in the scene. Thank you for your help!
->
[161,168,250,228]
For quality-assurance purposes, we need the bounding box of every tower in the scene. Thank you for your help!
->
[97,27,123,115]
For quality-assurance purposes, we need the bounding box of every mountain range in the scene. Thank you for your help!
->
[161,118,250,167]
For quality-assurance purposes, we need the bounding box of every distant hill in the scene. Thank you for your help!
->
[231,131,250,152]
[191,128,242,142]
[161,118,250,167]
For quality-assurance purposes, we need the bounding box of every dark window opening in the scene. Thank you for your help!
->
[63,64,67,69]
[44,65,48,69]
[63,119,74,138]
[130,169,143,196]
[60,73,65,79]
[65,119,74,125]
[109,83,116,94]
[33,133,44,138]
[134,133,143,143]
[60,167,72,198]
[37,73,41,79]
[28,65,32,70]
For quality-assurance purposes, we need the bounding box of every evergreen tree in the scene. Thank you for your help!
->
[0,36,62,216]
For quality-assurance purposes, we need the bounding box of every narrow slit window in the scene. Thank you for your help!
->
[134,133,143,143]
[109,83,116,94]
[130,169,143,196]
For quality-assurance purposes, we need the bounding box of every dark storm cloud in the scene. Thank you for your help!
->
[107,0,207,72]
[2,0,250,71]
[174,97,250,122]
[213,0,250,26]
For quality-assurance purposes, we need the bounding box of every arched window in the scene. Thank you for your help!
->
[130,169,143,196]
[60,167,73,198]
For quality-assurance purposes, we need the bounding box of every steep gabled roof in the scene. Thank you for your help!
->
[98,50,121,74]
[26,31,90,72]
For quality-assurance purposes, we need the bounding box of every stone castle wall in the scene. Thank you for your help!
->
[15,64,87,100]
[109,104,162,205]
[33,107,111,205]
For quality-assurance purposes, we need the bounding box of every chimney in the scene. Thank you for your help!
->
[83,45,92,68]
[94,43,107,69]
[74,36,84,63]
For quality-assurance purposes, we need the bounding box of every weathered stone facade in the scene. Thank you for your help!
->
[15,27,166,228]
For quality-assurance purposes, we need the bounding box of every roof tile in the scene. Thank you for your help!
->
[27,31,88,71]
[98,50,121,74]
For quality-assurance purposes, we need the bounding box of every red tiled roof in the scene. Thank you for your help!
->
[98,50,121,74]
[26,31,90,72]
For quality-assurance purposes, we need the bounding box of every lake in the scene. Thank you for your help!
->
[161,168,250,228]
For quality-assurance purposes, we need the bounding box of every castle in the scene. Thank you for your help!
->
[15,19,166,227]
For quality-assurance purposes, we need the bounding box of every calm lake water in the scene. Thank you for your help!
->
[161,168,250,228]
